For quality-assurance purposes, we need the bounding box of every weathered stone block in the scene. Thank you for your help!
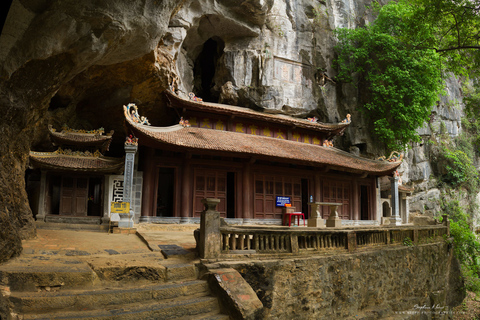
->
[207,268,263,320]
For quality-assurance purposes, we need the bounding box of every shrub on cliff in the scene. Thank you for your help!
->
[442,200,480,292]
[438,146,480,193]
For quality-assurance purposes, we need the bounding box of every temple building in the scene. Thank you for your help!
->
[123,90,403,225]
[28,125,126,224]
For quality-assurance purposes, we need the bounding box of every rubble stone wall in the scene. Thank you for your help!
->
[217,243,464,319]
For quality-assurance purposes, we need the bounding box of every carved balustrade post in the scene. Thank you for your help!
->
[199,198,221,259]
[346,231,357,252]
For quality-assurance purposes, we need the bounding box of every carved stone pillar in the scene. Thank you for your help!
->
[389,176,402,226]
[308,202,325,228]
[119,142,137,228]
[326,203,342,228]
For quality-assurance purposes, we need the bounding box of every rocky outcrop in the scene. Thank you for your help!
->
[0,0,182,262]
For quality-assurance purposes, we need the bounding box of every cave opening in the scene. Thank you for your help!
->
[48,94,72,111]
[193,37,225,103]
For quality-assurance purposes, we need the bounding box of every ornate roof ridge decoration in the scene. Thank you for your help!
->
[377,151,404,162]
[125,118,402,176]
[30,148,105,158]
[55,147,102,158]
[55,124,109,135]
[48,124,114,152]
[124,103,151,126]
[125,135,138,146]
[163,90,350,135]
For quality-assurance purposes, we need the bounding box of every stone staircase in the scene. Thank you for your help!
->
[0,253,229,319]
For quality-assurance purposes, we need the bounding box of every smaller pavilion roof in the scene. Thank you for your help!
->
[48,125,114,153]
[382,183,415,194]
[124,106,401,176]
[164,90,350,137]
[29,149,124,173]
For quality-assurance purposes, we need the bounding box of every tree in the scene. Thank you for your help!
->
[334,0,480,151]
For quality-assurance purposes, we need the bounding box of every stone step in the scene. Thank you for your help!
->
[10,280,209,314]
[0,258,97,292]
[20,294,221,320]
[37,220,108,231]
[85,259,197,284]
[164,262,197,281]
[178,310,230,320]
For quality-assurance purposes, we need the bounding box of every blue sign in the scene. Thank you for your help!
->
[276,196,291,207]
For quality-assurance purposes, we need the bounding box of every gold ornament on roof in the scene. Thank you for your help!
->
[377,151,404,162]
[125,135,139,146]
[126,103,151,125]
[341,114,351,123]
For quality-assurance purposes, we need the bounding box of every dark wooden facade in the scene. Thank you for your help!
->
[139,152,378,221]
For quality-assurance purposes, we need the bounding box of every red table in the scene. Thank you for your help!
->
[283,212,305,227]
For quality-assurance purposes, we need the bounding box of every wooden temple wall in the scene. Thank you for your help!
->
[140,148,378,222]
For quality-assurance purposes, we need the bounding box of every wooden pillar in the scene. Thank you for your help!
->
[181,158,192,219]
[314,172,321,203]
[36,170,47,222]
[141,148,155,217]
[242,163,253,219]
[352,180,359,220]
[235,170,243,219]
[372,178,378,221]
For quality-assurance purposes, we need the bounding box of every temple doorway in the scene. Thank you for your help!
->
[193,37,225,102]
[156,168,175,217]
[360,185,370,220]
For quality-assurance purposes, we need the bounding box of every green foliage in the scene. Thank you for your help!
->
[463,81,480,119]
[438,145,480,192]
[402,237,413,247]
[406,0,480,77]
[334,1,444,151]
[462,265,480,294]
[442,200,480,292]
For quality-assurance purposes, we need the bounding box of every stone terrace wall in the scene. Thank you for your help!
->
[213,243,464,319]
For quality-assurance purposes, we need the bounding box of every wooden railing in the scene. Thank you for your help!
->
[198,198,450,259]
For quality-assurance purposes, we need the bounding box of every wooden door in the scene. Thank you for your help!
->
[193,170,227,217]
[60,177,88,216]
[322,180,351,219]
[254,175,302,219]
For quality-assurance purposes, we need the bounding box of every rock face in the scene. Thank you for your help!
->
[0,0,473,262]
[0,0,181,262]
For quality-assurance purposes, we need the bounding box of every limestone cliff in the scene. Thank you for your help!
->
[0,0,472,264]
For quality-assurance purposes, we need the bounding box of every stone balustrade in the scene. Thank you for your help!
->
[198,198,450,259]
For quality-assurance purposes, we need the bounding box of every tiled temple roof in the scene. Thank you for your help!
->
[48,125,114,153]
[125,108,401,175]
[29,151,124,173]
[164,90,350,136]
